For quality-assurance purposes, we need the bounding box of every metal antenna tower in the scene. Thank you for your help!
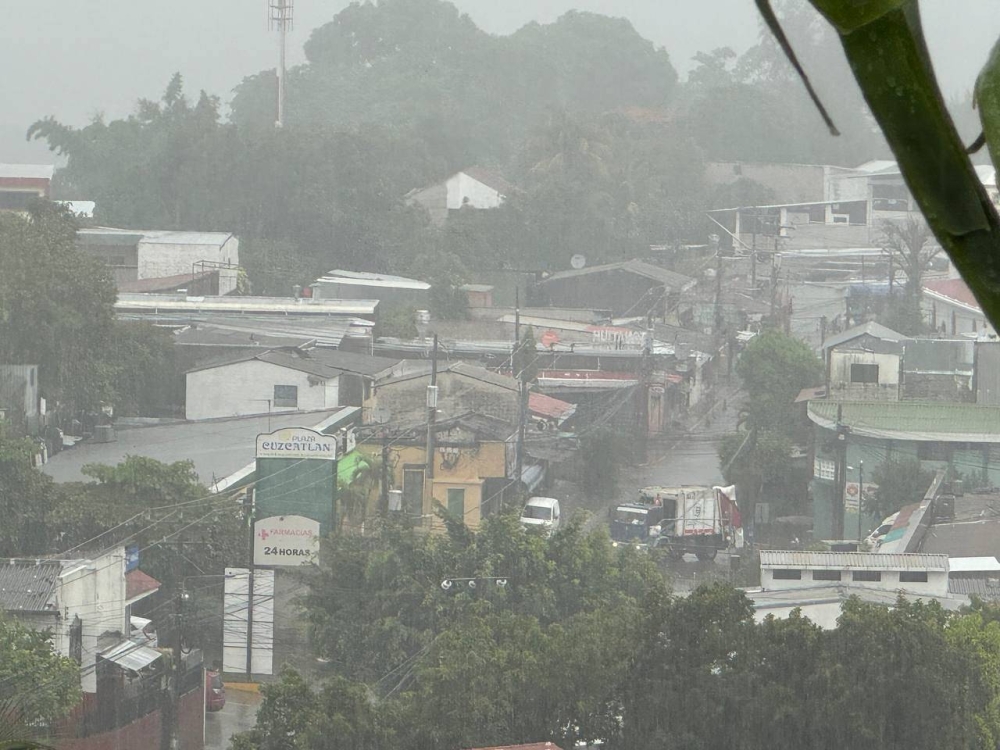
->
[268,0,294,128]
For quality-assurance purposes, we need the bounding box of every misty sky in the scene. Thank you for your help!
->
[3,0,998,163]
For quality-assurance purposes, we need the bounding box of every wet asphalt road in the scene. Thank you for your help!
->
[205,689,262,750]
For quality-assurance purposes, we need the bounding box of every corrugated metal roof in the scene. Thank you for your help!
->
[821,321,906,351]
[115,294,378,317]
[0,561,62,612]
[100,640,163,672]
[0,163,54,180]
[760,550,948,570]
[138,231,233,247]
[949,577,1000,599]
[187,348,344,379]
[808,400,1000,442]
[313,269,430,291]
[541,259,695,291]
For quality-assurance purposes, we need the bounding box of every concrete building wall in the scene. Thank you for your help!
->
[704,162,827,204]
[57,550,128,693]
[902,372,974,402]
[374,372,518,426]
[185,359,339,421]
[828,350,900,401]
[137,235,239,294]
[753,600,845,629]
[923,296,994,337]
[388,442,507,530]
[447,172,505,210]
[761,565,949,596]
[977,342,1000,405]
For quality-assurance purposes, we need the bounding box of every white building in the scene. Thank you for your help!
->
[746,550,957,629]
[0,548,160,692]
[922,277,997,338]
[405,166,514,226]
[185,348,402,421]
[76,227,240,294]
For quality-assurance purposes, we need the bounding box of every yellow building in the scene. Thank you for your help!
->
[360,413,517,531]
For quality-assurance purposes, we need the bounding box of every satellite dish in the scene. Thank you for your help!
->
[570,254,587,270]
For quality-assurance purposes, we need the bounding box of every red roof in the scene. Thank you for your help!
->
[923,278,981,310]
[465,745,563,750]
[126,570,161,601]
[528,392,575,421]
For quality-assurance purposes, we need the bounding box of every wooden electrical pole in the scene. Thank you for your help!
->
[425,335,439,511]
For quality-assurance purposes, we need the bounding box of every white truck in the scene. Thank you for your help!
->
[640,485,742,561]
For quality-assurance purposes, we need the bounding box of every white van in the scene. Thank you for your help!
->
[520,497,561,536]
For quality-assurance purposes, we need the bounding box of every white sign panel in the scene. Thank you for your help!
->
[844,482,878,512]
[255,427,336,460]
[222,567,274,675]
[254,515,320,567]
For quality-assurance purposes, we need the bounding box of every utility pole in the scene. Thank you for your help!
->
[162,586,188,750]
[426,335,438,514]
[268,0,294,128]
[380,431,390,514]
[750,206,758,292]
[243,490,255,682]
[857,460,865,542]
[713,249,724,337]
[834,404,847,540]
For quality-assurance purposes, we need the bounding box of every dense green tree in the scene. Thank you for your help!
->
[0,611,81,727]
[48,456,244,599]
[0,205,117,412]
[0,430,55,557]
[720,329,823,518]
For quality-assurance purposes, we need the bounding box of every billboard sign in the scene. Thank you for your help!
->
[125,545,140,572]
[253,515,321,567]
[255,428,336,460]
[844,481,878,512]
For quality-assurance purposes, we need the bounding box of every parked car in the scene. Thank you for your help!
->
[865,512,899,547]
[205,669,226,712]
[520,497,561,536]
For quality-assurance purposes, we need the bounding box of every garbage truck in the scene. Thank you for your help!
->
[639,485,742,561]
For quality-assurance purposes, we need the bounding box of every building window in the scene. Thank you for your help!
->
[447,488,466,517]
[273,385,298,407]
[814,457,835,481]
[850,363,879,384]
[813,569,842,581]
[852,570,882,582]
[899,571,928,583]
[402,467,424,514]
[772,569,802,580]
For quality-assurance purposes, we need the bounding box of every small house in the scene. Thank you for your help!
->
[405,166,514,226]
[821,321,905,400]
[185,348,403,421]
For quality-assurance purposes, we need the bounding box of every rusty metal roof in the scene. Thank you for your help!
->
[0,561,62,613]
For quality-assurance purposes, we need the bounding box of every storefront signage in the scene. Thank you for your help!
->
[255,428,336,460]
[253,515,321,567]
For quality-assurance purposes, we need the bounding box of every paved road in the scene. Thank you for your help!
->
[205,689,262,750]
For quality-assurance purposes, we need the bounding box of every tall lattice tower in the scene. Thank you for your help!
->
[268,0,294,128]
